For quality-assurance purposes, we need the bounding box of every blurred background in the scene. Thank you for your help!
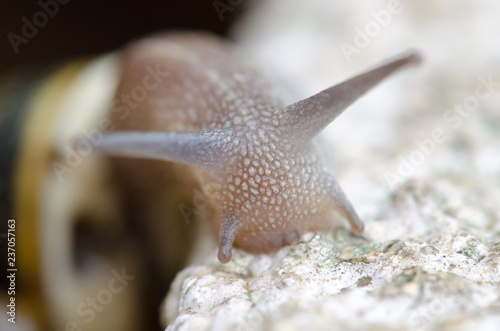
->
[0,0,243,72]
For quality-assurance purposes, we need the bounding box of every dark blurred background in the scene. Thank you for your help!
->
[0,0,244,74]
[0,1,244,330]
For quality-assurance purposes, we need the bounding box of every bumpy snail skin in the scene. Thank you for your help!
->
[94,32,421,263]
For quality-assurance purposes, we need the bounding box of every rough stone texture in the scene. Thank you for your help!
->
[162,1,500,330]
[163,179,499,330]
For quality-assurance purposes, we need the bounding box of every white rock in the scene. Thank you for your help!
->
[163,180,500,330]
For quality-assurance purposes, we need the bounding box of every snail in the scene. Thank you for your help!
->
[93,32,420,264]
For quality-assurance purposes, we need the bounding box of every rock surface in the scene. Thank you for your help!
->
[162,180,499,331]
[162,1,500,330]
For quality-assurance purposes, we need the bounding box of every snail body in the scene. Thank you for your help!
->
[99,32,420,263]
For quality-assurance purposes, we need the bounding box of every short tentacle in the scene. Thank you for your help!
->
[327,180,364,235]
[217,211,239,263]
